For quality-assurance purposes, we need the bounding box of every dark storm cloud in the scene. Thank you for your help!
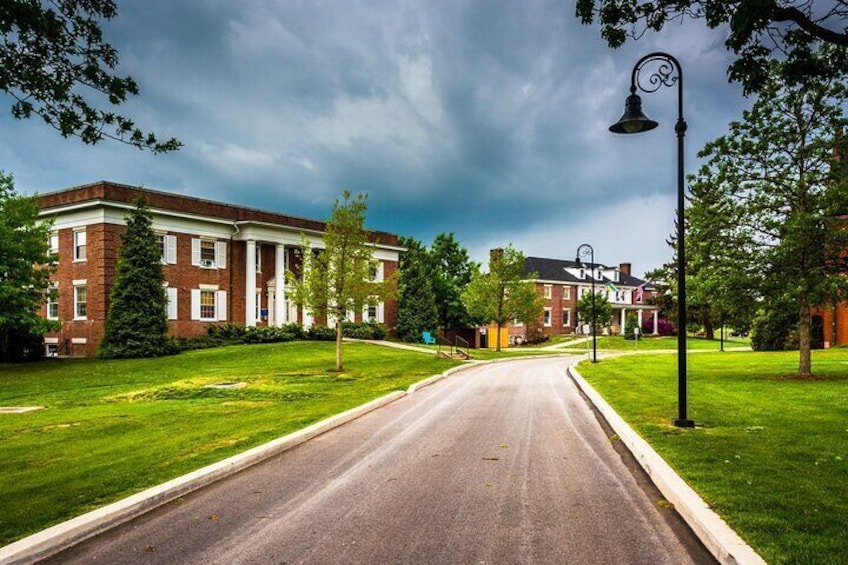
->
[3,0,750,274]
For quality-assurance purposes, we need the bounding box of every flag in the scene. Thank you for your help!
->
[635,283,646,302]
[605,281,618,293]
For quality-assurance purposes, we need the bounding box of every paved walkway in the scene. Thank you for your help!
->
[47,357,715,565]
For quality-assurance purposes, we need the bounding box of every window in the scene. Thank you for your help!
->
[74,284,87,319]
[579,268,584,279]
[191,287,226,321]
[73,230,86,261]
[513,318,524,327]
[563,286,570,300]
[200,290,216,320]
[48,232,59,255]
[562,309,571,327]
[201,240,216,265]
[255,244,262,273]
[543,308,552,327]
[47,286,59,319]
[156,234,177,264]
[46,343,59,357]
[543,284,552,299]
[192,238,225,268]
[365,304,378,322]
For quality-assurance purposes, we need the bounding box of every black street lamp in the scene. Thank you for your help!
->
[609,52,695,428]
[576,243,597,363]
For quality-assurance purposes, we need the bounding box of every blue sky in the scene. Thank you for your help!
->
[4,0,751,276]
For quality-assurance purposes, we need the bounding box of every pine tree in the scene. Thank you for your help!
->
[100,198,171,358]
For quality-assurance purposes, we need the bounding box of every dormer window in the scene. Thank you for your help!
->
[579,268,585,279]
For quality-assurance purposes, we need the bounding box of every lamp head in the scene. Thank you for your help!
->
[609,92,658,134]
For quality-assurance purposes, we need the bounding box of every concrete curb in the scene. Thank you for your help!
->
[1,359,476,565]
[567,364,766,565]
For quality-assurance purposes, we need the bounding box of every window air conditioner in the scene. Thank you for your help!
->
[200,259,215,268]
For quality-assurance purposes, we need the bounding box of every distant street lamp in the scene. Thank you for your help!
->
[609,52,695,428]
[576,243,597,363]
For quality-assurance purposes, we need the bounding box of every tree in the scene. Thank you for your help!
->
[686,172,759,339]
[576,0,848,93]
[0,171,57,360]
[1,1,180,152]
[462,246,544,352]
[428,233,476,330]
[577,291,613,333]
[691,51,848,375]
[395,236,439,342]
[288,191,394,371]
[99,198,171,358]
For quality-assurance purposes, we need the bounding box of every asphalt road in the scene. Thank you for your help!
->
[46,357,716,565]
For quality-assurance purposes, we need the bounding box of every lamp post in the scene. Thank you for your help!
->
[609,52,694,428]
[576,243,597,363]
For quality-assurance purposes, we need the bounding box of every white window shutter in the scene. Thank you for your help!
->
[190,289,201,320]
[377,302,385,323]
[216,241,227,269]
[191,238,201,266]
[167,287,178,320]
[216,290,227,321]
[376,262,384,282]
[166,235,177,264]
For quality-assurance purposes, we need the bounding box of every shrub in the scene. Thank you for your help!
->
[207,323,247,340]
[0,330,44,362]
[340,321,388,340]
[242,326,296,344]
[307,325,336,341]
[624,312,639,340]
[641,317,676,336]
[751,306,799,351]
[524,327,549,345]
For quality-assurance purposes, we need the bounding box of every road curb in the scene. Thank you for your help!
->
[0,386,418,565]
[567,364,766,565]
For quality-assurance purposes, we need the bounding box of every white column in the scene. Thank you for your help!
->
[637,309,643,328]
[653,310,659,335]
[274,244,286,325]
[620,308,626,334]
[245,240,257,327]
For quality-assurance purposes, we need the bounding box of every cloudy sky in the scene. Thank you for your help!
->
[4,0,751,277]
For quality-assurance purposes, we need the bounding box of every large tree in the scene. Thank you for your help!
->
[462,246,544,352]
[576,0,848,93]
[691,51,848,375]
[428,233,476,330]
[288,191,394,371]
[1,0,180,151]
[395,236,439,343]
[100,198,171,358]
[0,171,56,360]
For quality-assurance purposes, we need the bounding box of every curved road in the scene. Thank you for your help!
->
[47,356,715,564]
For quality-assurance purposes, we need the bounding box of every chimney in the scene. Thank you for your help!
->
[619,262,631,276]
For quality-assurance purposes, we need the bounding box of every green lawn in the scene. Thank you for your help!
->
[0,341,459,545]
[562,335,750,352]
[577,349,848,565]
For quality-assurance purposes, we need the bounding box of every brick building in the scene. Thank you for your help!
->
[37,182,401,357]
[508,256,659,342]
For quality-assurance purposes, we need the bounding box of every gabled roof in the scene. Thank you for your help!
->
[524,256,653,289]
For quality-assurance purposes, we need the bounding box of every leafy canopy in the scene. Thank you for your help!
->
[0,171,57,359]
[287,191,394,371]
[462,246,543,351]
[0,0,180,151]
[395,236,439,342]
[576,0,848,93]
[690,49,848,374]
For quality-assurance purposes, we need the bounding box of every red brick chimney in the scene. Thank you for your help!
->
[619,262,631,276]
